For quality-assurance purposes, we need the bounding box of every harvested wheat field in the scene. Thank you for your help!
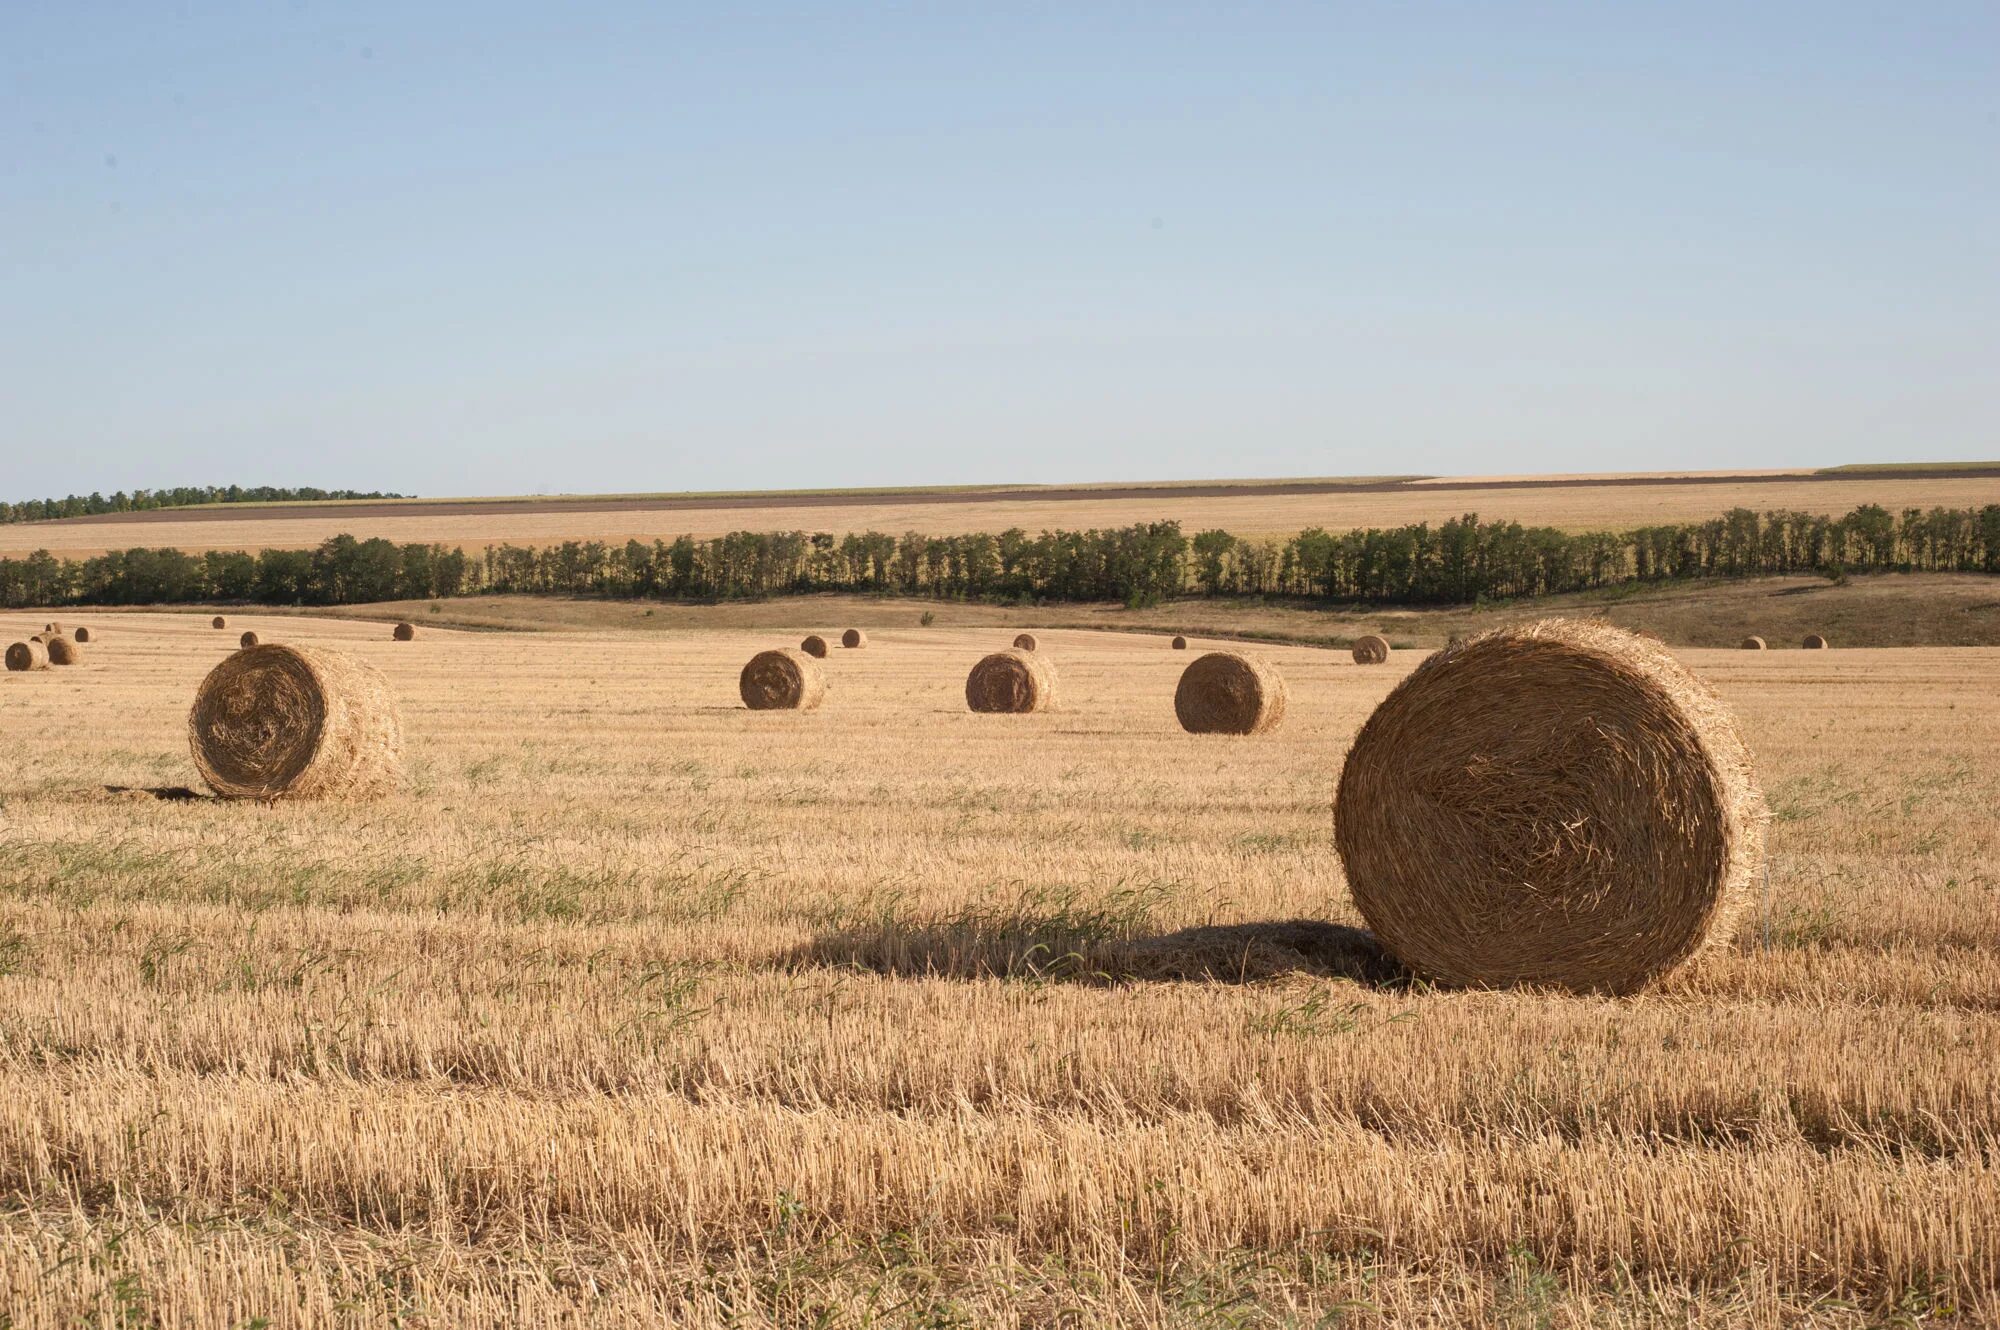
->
[0,611,1996,1326]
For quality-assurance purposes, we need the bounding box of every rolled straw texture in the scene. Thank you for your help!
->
[1351,635,1391,665]
[1012,633,1039,652]
[188,644,404,801]
[5,641,50,672]
[1173,651,1288,735]
[799,635,829,658]
[1334,618,1767,994]
[965,649,1057,713]
[740,649,826,711]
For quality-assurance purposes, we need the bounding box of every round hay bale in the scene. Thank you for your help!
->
[841,628,867,649]
[73,627,93,643]
[188,644,404,801]
[393,622,416,642]
[29,633,51,644]
[1012,632,1039,652]
[740,648,826,711]
[46,636,81,666]
[211,616,228,630]
[1802,634,1829,649]
[1174,651,1288,735]
[5,640,50,672]
[1171,636,1188,650]
[1740,636,1766,650]
[965,649,1057,713]
[43,623,60,634]
[240,631,261,649]
[799,634,829,658]
[1351,634,1391,665]
[1334,618,1767,994]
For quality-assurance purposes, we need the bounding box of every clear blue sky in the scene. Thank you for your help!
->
[5,3,1995,497]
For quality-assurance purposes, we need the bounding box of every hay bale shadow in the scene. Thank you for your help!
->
[100,785,210,802]
[784,917,1402,987]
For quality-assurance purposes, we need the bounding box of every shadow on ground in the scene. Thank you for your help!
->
[99,785,210,802]
[784,917,1404,986]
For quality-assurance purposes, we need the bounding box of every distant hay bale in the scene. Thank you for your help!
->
[740,648,826,711]
[800,634,829,658]
[1174,651,1287,735]
[393,622,416,641]
[1334,618,1767,994]
[5,640,50,672]
[46,636,81,666]
[240,631,261,649]
[1351,634,1391,665]
[188,644,404,801]
[1740,636,1766,650]
[1171,636,1188,650]
[841,628,867,649]
[43,623,60,634]
[1012,632,1039,651]
[72,627,92,643]
[1803,634,1829,649]
[211,616,227,630]
[965,649,1057,713]
[29,633,51,644]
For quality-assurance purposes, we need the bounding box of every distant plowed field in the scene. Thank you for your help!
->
[1,612,1995,1324]
[7,470,1999,555]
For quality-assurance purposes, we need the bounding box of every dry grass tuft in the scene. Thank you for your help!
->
[1336,618,1767,994]
[1350,634,1391,665]
[188,644,404,801]
[739,648,827,710]
[1174,651,1288,735]
[965,649,1057,713]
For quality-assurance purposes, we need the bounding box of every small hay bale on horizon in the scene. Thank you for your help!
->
[1334,618,1767,995]
[1012,632,1038,651]
[6,640,50,672]
[1803,634,1829,649]
[73,626,93,643]
[188,643,404,801]
[393,622,416,641]
[965,649,1057,714]
[46,636,82,666]
[1740,636,1766,650]
[211,616,228,630]
[240,631,261,649]
[1174,651,1287,735]
[1171,636,1188,650]
[1351,634,1391,665]
[740,648,827,711]
[800,634,829,658]
[841,628,867,649]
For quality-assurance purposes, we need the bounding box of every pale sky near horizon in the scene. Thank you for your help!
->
[4,3,1995,499]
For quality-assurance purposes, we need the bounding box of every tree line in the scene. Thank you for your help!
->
[2,503,1996,611]
[0,486,407,525]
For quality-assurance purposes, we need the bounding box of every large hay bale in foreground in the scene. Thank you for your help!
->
[1351,634,1391,665]
[740,648,826,711]
[1012,632,1038,652]
[211,616,228,630]
[5,640,49,672]
[1171,636,1188,650]
[1334,619,1767,994]
[72,627,93,643]
[1802,634,1829,649]
[1174,651,1287,734]
[799,634,829,658]
[46,636,81,666]
[1740,636,1766,650]
[188,644,404,801]
[965,649,1057,713]
[393,622,416,641]
[841,628,867,649]
[240,631,261,649]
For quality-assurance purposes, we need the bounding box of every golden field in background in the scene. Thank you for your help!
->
[6,472,2000,557]
[1,612,1996,1325]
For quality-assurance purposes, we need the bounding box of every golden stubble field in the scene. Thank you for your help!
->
[7,473,1999,557]
[1,613,1996,1326]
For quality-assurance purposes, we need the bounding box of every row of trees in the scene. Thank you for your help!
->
[2,504,1996,610]
[0,486,406,525]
